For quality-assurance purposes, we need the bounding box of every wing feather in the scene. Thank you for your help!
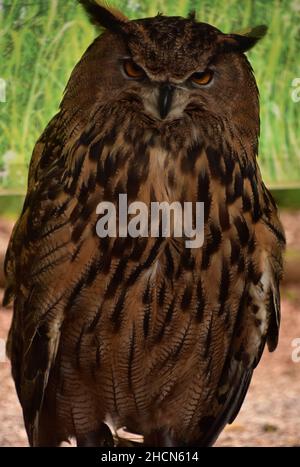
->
[4,114,72,445]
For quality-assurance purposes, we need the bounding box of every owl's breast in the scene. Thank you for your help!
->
[127,136,203,206]
[50,118,284,438]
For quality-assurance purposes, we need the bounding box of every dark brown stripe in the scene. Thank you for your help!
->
[248,234,256,254]
[247,260,262,285]
[203,316,213,358]
[172,319,192,359]
[230,239,240,265]
[233,171,243,199]
[87,305,103,333]
[263,219,286,244]
[201,223,222,270]
[206,146,224,180]
[143,306,151,338]
[158,280,166,307]
[218,261,230,315]
[111,237,133,257]
[181,285,193,310]
[219,204,230,231]
[168,169,175,189]
[157,298,175,341]
[105,258,128,298]
[111,289,126,332]
[267,289,279,351]
[40,217,70,239]
[29,252,69,278]
[180,248,195,272]
[164,245,174,276]
[130,237,148,261]
[72,153,85,181]
[242,192,252,212]
[95,144,119,187]
[197,171,211,223]
[71,240,84,262]
[47,183,63,201]
[95,344,101,368]
[70,202,83,224]
[52,198,70,217]
[126,165,141,199]
[81,199,98,222]
[85,258,101,286]
[71,221,87,243]
[79,124,97,146]
[223,154,235,185]
[234,216,250,246]
[262,186,277,210]
[128,325,135,390]
[24,323,49,380]
[66,276,86,311]
[78,182,90,205]
[126,238,164,286]
[237,255,245,273]
[142,281,151,305]
[114,179,127,198]
[196,280,205,322]
[250,177,262,222]
[89,139,105,162]
[36,240,69,263]
[181,143,202,173]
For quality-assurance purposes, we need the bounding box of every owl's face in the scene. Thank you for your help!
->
[112,16,251,123]
[112,16,221,122]
[67,3,266,144]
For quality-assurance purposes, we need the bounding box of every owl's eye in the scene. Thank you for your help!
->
[190,70,214,86]
[123,59,145,80]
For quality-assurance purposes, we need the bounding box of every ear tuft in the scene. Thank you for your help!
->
[219,24,268,53]
[188,10,196,21]
[79,0,128,32]
[242,25,268,40]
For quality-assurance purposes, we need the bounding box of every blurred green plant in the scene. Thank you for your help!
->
[0,0,299,193]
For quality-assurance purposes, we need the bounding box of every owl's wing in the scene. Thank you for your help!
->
[4,115,61,444]
[4,113,96,445]
[199,229,283,447]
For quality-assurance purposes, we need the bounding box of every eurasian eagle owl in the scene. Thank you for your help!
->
[4,0,285,447]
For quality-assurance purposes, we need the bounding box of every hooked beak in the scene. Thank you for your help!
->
[158,83,175,119]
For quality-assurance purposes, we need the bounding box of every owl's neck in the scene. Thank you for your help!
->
[58,91,260,210]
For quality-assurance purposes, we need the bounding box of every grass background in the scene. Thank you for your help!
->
[0,0,299,198]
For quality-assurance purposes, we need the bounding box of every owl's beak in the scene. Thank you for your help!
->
[158,83,175,119]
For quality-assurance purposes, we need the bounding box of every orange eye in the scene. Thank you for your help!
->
[190,70,213,86]
[123,59,145,79]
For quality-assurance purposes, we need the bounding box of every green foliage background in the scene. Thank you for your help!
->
[0,0,299,193]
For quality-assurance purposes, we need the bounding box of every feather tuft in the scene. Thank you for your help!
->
[78,0,128,31]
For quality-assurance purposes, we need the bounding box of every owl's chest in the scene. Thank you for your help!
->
[148,146,173,202]
[125,141,202,205]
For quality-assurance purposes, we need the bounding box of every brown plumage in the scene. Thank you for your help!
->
[4,1,285,447]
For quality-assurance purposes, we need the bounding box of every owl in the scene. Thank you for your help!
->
[4,0,285,447]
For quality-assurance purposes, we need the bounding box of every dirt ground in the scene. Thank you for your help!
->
[0,212,300,447]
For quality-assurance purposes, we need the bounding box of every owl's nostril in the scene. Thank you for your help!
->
[158,83,175,119]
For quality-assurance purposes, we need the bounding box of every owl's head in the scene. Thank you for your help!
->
[67,1,267,145]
